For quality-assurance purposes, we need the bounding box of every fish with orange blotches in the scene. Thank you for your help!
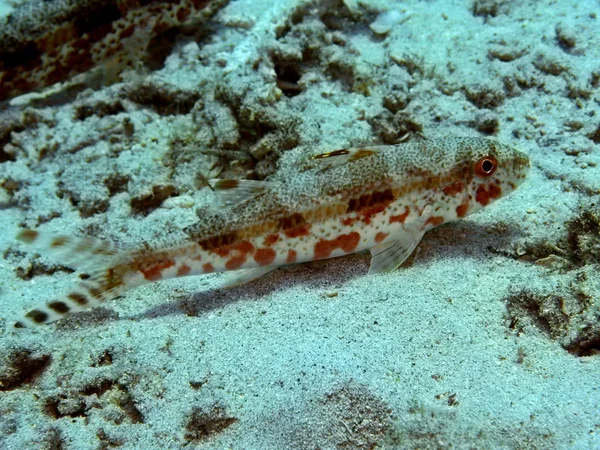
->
[13,136,529,327]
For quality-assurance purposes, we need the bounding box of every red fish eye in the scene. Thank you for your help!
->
[474,156,498,178]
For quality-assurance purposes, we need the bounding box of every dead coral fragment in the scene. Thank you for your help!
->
[566,209,600,266]
[183,405,238,442]
[0,349,52,391]
[471,0,510,19]
[44,378,145,424]
[505,271,599,357]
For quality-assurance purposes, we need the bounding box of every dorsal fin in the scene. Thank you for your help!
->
[208,179,280,209]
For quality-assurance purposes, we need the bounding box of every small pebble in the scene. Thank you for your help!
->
[370,10,403,35]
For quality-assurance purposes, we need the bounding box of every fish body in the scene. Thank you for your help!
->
[14,137,529,327]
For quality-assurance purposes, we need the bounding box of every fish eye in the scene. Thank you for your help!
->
[474,156,498,178]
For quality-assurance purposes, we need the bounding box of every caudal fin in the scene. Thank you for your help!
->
[14,229,130,327]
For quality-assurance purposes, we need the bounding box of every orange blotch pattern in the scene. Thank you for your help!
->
[314,232,361,260]
[340,217,356,227]
[234,240,254,253]
[254,248,277,266]
[360,203,389,224]
[375,232,388,243]
[177,265,191,276]
[390,206,410,224]
[264,234,279,246]
[226,255,247,270]
[425,216,445,227]
[442,182,464,196]
[284,224,311,238]
[286,249,297,264]
[215,247,230,257]
[475,184,502,206]
[456,203,470,218]
[202,263,215,273]
[141,259,176,281]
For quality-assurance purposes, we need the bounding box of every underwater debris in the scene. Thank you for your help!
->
[183,405,238,442]
[44,377,145,424]
[0,349,52,391]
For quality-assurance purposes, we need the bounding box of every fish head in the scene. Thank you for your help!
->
[450,138,530,217]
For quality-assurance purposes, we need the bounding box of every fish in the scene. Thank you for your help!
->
[12,136,530,327]
[0,0,228,103]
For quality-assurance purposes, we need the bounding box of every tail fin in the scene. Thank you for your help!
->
[14,229,130,327]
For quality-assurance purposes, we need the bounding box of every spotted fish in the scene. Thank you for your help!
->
[13,136,529,327]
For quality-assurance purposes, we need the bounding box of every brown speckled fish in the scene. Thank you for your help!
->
[14,136,529,327]
[0,0,228,102]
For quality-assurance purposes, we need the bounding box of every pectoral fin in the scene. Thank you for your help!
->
[368,205,432,274]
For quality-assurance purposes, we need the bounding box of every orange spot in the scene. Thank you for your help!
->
[476,184,502,206]
[442,182,464,196]
[390,206,410,224]
[177,265,191,276]
[226,255,247,270]
[314,240,334,260]
[426,216,445,227]
[375,232,388,243]
[254,248,276,266]
[314,232,361,260]
[360,204,388,224]
[340,232,361,252]
[215,247,230,257]
[341,217,356,227]
[263,234,279,246]
[141,259,176,281]
[286,249,297,264]
[284,224,311,238]
[202,263,214,273]
[456,203,469,218]
[234,240,254,254]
